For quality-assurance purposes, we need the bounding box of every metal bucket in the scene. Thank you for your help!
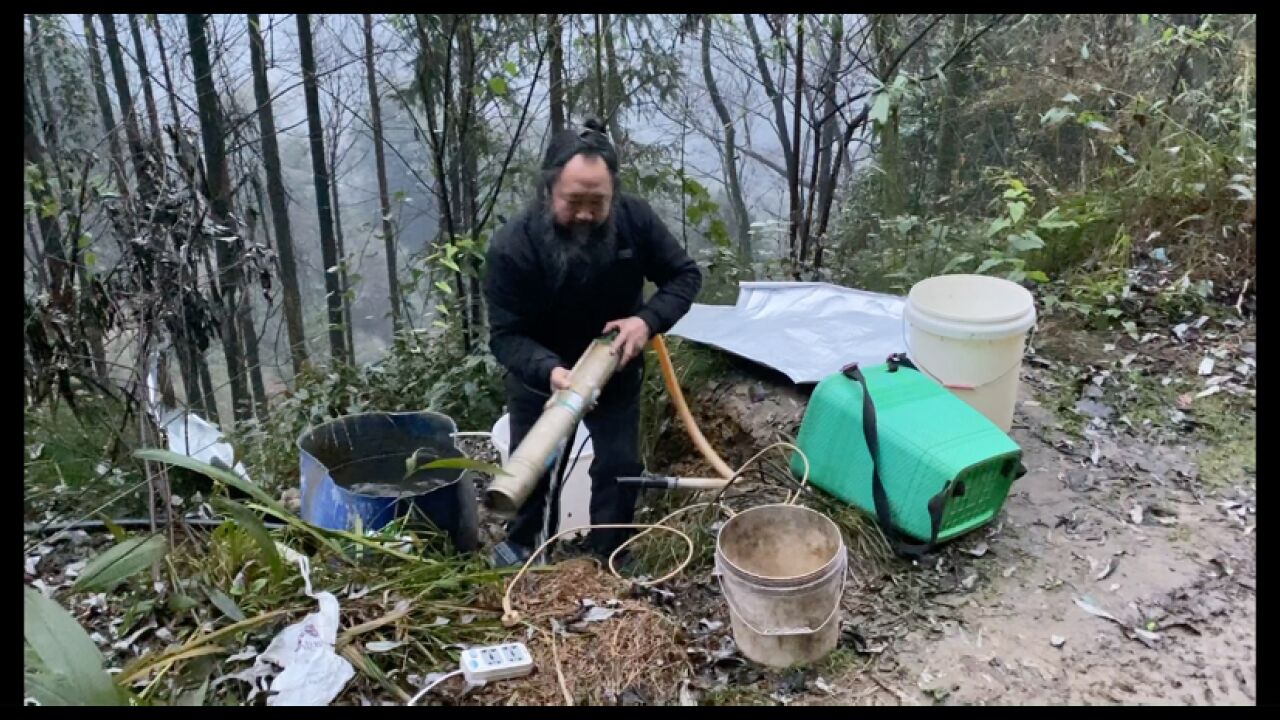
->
[297,411,480,553]
[715,504,846,667]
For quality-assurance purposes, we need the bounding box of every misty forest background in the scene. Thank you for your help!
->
[24,13,1255,523]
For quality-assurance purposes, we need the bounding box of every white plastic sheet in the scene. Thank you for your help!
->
[666,281,907,385]
[145,353,252,483]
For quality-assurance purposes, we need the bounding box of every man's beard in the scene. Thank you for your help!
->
[538,203,617,290]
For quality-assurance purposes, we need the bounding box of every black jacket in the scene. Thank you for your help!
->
[484,194,703,393]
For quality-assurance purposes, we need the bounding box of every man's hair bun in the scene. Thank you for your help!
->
[582,117,607,133]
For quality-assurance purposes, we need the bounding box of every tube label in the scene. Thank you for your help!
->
[553,391,586,417]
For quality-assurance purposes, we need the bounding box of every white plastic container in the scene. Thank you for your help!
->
[490,414,593,538]
[905,274,1037,432]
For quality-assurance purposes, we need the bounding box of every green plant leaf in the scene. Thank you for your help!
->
[99,515,128,543]
[503,61,518,75]
[434,280,453,295]
[404,453,507,478]
[986,217,1011,237]
[213,497,283,581]
[1025,270,1050,283]
[487,76,508,96]
[72,534,168,593]
[1010,231,1045,252]
[976,257,1006,274]
[24,587,125,706]
[1007,201,1026,224]
[869,92,891,125]
[941,253,974,273]
[134,449,283,513]
[204,586,246,622]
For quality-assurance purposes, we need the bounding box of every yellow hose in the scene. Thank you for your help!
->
[651,334,735,480]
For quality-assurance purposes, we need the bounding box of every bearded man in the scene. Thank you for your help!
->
[482,118,703,567]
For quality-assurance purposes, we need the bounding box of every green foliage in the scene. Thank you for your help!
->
[71,534,169,594]
[25,586,129,706]
[830,14,1254,298]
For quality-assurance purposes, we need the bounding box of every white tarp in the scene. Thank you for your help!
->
[666,281,908,385]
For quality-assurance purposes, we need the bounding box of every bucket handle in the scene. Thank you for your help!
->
[716,560,848,638]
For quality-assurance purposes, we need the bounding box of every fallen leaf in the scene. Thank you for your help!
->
[365,641,404,653]
[1095,557,1118,581]
[227,646,258,663]
[699,619,724,633]
[1074,596,1123,625]
[581,606,618,623]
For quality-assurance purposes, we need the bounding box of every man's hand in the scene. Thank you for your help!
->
[603,316,651,366]
[550,367,573,392]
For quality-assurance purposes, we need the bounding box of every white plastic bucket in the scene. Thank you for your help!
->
[491,414,593,539]
[905,274,1037,432]
[714,504,846,668]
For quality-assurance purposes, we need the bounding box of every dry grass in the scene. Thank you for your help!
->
[469,559,690,706]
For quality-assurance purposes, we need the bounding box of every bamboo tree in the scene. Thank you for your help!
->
[186,12,255,422]
[82,14,129,196]
[363,13,403,333]
[297,13,350,366]
[247,13,309,374]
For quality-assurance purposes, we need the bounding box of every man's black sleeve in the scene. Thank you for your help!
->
[484,237,563,393]
[631,198,704,335]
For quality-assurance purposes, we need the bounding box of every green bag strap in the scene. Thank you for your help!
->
[841,354,951,560]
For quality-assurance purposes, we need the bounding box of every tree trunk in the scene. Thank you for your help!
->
[456,18,484,349]
[196,350,219,424]
[247,14,309,374]
[82,14,129,197]
[23,82,70,314]
[601,14,625,149]
[933,14,970,199]
[98,14,151,192]
[745,14,796,180]
[815,15,843,243]
[789,15,806,277]
[127,14,165,150]
[151,15,183,133]
[701,18,752,262]
[330,169,356,361]
[297,13,350,366]
[593,15,605,120]
[362,13,402,334]
[239,214,269,422]
[548,14,566,133]
[186,13,254,424]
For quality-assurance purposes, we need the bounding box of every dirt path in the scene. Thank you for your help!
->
[798,381,1257,706]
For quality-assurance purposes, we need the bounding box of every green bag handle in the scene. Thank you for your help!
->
[841,354,951,560]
